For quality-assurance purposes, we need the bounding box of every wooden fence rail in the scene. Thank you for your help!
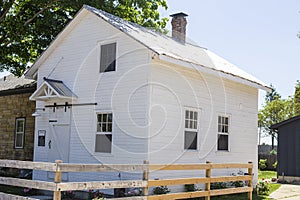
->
[0,159,253,200]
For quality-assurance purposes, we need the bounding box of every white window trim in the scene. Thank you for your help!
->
[184,107,201,151]
[217,114,231,152]
[98,40,118,73]
[95,112,113,154]
[15,118,25,149]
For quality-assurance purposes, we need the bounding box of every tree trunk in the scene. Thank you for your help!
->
[271,135,274,150]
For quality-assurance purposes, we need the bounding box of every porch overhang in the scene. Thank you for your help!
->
[30,77,77,101]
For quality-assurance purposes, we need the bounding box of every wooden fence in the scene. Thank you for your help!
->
[0,159,253,200]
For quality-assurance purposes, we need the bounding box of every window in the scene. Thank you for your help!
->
[95,113,113,153]
[100,43,116,73]
[217,115,229,151]
[184,110,198,150]
[15,118,25,148]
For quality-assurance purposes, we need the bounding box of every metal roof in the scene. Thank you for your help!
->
[29,78,77,101]
[84,5,270,91]
[0,74,35,91]
[25,5,271,91]
[44,78,75,97]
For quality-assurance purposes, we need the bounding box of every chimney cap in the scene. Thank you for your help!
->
[170,12,188,17]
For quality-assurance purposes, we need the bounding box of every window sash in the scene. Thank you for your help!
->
[184,109,199,150]
[100,43,116,73]
[218,116,229,133]
[95,134,112,153]
[217,134,229,151]
[184,131,197,150]
[217,115,229,151]
[97,113,113,133]
[185,110,198,130]
[96,113,113,153]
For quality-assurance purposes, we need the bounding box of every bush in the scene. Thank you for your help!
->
[231,181,244,188]
[210,182,227,190]
[273,161,278,169]
[152,186,170,195]
[256,181,270,195]
[259,159,267,170]
[270,149,277,155]
[62,190,75,199]
[88,190,104,200]
[184,184,198,192]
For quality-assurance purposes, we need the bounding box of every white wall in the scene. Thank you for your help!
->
[148,60,258,186]
[33,11,151,182]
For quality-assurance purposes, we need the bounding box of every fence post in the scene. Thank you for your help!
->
[142,160,149,196]
[53,160,62,200]
[205,161,211,200]
[248,161,253,200]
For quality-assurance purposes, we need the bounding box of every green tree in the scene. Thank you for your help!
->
[0,0,168,76]
[265,84,281,102]
[259,85,294,149]
[294,80,300,115]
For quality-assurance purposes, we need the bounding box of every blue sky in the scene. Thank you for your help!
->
[1,1,299,106]
[161,0,300,106]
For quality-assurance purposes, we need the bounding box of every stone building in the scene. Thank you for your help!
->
[0,74,36,161]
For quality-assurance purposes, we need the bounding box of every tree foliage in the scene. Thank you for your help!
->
[259,85,295,148]
[0,0,168,76]
[294,80,300,116]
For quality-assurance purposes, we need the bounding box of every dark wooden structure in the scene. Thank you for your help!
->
[271,115,300,182]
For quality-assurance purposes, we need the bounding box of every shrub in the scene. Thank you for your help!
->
[184,184,198,192]
[256,181,270,195]
[210,182,227,190]
[62,190,75,199]
[88,190,104,200]
[152,186,170,195]
[231,181,244,188]
[259,159,267,170]
[273,161,278,169]
[270,149,277,155]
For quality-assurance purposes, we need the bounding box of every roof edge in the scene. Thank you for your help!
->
[271,115,300,129]
[158,54,272,92]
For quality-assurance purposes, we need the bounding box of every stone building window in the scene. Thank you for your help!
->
[15,118,25,149]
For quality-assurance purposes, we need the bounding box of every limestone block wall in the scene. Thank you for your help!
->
[0,92,35,161]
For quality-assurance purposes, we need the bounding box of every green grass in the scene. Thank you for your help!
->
[185,185,281,200]
[185,171,281,200]
[258,170,277,180]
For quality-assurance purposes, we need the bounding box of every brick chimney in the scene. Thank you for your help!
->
[170,12,188,43]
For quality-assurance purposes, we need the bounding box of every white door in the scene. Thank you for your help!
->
[48,124,70,162]
[47,107,71,180]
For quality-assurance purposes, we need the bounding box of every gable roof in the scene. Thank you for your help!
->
[29,77,77,101]
[0,74,36,96]
[0,74,35,91]
[271,115,300,129]
[25,5,271,92]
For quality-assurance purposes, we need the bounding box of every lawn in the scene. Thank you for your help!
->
[187,170,280,200]
[258,170,277,180]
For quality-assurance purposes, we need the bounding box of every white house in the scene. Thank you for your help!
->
[25,5,270,191]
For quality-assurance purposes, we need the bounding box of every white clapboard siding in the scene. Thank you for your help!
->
[33,11,151,182]
[148,61,258,185]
